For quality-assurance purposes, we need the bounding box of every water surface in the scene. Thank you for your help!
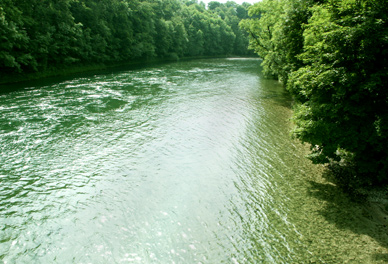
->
[1,59,387,263]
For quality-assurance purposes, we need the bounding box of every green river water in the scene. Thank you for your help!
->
[1,58,388,263]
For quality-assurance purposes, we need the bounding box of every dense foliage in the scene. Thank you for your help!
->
[242,0,388,186]
[0,0,253,81]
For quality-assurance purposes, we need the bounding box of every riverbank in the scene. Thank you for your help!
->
[0,55,257,86]
[0,57,171,85]
[323,163,388,236]
[303,163,388,262]
[361,189,388,234]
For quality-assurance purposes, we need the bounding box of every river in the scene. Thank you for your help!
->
[1,58,387,263]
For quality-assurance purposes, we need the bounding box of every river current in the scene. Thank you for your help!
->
[1,59,387,263]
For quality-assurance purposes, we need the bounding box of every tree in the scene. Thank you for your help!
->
[0,0,251,83]
[242,0,388,186]
[240,0,286,79]
[0,0,33,73]
[288,0,388,185]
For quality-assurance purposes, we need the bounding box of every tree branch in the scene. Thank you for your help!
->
[247,28,269,51]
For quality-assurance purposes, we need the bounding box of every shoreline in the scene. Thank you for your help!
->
[0,55,258,86]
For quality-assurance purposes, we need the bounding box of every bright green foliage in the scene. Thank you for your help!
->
[242,0,388,185]
[240,0,285,78]
[240,0,311,82]
[0,0,252,80]
[289,0,388,184]
[207,1,253,56]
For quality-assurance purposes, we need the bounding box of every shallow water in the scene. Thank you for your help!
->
[1,58,387,263]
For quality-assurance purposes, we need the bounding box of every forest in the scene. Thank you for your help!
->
[241,0,388,189]
[0,0,253,83]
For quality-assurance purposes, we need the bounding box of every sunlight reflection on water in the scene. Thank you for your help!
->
[1,59,387,263]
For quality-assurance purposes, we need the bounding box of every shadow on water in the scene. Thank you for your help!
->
[0,61,171,95]
[260,89,293,109]
[256,78,293,110]
[307,170,388,262]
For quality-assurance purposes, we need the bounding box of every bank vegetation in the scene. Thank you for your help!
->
[0,0,254,84]
[241,0,388,193]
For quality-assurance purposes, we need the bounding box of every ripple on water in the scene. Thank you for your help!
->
[1,58,388,263]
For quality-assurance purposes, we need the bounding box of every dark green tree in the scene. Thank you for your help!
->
[0,1,31,73]
[0,0,251,83]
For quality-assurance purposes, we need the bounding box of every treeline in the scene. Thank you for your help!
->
[241,0,388,187]
[0,0,253,81]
